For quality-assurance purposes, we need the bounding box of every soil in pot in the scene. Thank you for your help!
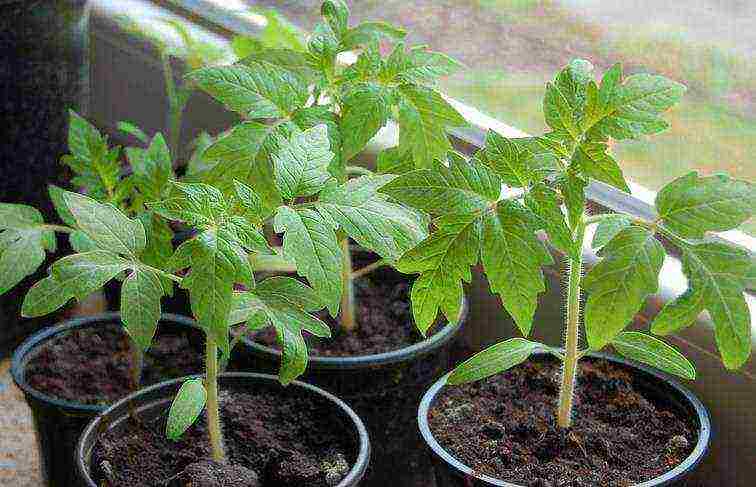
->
[249,250,464,486]
[91,383,355,486]
[428,355,696,486]
[25,322,205,405]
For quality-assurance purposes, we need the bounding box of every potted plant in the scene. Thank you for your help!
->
[6,130,369,484]
[181,1,470,482]
[388,59,756,485]
[7,112,230,485]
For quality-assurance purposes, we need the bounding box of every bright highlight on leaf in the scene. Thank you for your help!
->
[612,332,695,380]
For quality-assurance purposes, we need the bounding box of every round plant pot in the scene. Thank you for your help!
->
[241,286,467,486]
[418,352,711,486]
[0,0,91,355]
[11,313,210,487]
[76,372,371,486]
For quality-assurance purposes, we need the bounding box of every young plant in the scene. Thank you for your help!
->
[381,59,755,428]
[184,0,467,331]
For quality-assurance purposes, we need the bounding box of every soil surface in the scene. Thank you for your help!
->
[429,356,696,486]
[92,384,354,487]
[255,264,437,357]
[25,323,204,405]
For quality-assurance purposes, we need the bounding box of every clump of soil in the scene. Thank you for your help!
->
[172,460,260,487]
[429,356,696,486]
[25,322,204,404]
[255,267,440,357]
[92,385,355,487]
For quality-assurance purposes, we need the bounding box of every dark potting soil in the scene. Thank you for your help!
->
[255,272,438,357]
[25,324,204,405]
[429,356,696,486]
[92,385,354,487]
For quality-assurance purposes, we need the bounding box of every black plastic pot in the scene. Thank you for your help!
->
[76,372,370,486]
[418,352,711,486]
[10,313,210,487]
[241,264,467,486]
[0,0,91,355]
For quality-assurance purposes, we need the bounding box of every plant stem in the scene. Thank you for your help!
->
[128,343,144,392]
[42,224,75,234]
[204,338,225,462]
[346,165,373,177]
[339,238,357,332]
[351,259,386,279]
[556,219,586,429]
[161,53,184,160]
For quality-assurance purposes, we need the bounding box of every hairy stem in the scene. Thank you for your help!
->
[340,238,356,332]
[128,343,144,391]
[557,220,586,429]
[205,338,225,462]
[161,53,184,160]
[351,259,386,279]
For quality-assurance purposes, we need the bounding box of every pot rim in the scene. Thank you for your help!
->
[417,350,711,487]
[76,371,371,487]
[242,297,467,370]
[10,312,198,413]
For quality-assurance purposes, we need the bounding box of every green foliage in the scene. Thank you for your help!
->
[166,378,207,440]
[0,204,56,296]
[447,338,541,385]
[230,277,330,384]
[612,332,695,380]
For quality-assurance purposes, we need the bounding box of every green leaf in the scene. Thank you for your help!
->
[377,145,414,175]
[21,276,74,317]
[0,205,55,296]
[253,276,324,312]
[166,379,207,441]
[63,191,146,257]
[583,226,665,349]
[590,72,685,140]
[121,266,164,350]
[572,141,630,192]
[117,121,149,144]
[396,84,466,168]
[193,122,272,197]
[186,132,215,176]
[524,183,576,260]
[130,133,174,201]
[651,288,706,336]
[476,130,534,187]
[321,0,349,37]
[179,229,250,355]
[380,155,501,216]
[272,125,334,199]
[66,111,120,198]
[656,172,755,239]
[226,216,270,254]
[341,21,406,50]
[339,83,391,162]
[48,185,76,226]
[291,106,343,181]
[51,251,131,299]
[317,175,429,260]
[670,242,753,369]
[591,214,633,249]
[384,45,461,85]
[398,213,480,334]
[612,332,695,380]
[237,45,313,77]
[274,206,342,316]
[481,201,554,335]
[186,63,307,118]
[447,338,541,385]
[150,182,228,228]
[230,279,330,384]
[558,171,588,231]
[543,60,594,138]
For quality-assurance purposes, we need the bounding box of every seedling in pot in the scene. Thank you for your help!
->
[185,0,467,333]
[382,59,755,429]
